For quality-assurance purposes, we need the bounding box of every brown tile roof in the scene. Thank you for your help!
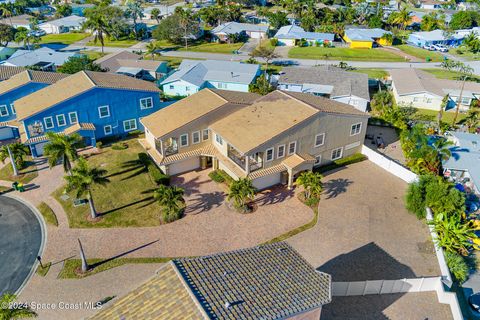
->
[64,122,95,135]
[282,153,315,170]
[88,263,204,320]
[0,66,25,81]
[0,120,19,128]
[141,89,257,138]
[0,70,68,95]
[210,90,368,153]
[247,163,286,179]
[94,50,141,72]
[15,71,160,121]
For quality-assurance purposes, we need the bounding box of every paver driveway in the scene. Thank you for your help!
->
[288,160,440,281]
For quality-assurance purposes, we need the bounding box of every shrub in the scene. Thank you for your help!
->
[209,170,225,183]
[445,251,469,283]
[162,208,183,223]
[128,130,142,137]
[315,153,367,173]
[405,175,437,219]
[270,38,278,47]
[217,170,234,186]
[96,141,103,149]
[97,135,121,145]
[112,142,128,150]
[148,164,170,185]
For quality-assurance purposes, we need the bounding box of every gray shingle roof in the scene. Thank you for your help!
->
[173,242,331,320]
[211,22,268,35]
[39,15,85,28]
[344,28,391,41]
[278,67,370,101]
[274,25,334,41]
[4,47,77,67]
[161,60,260,86]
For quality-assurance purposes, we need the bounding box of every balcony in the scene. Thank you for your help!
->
[249,152,264,172]
[163,137,178,156]
[227,144,246,169]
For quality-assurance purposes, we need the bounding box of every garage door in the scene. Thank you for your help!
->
[34,142,47,157]
[169,157,200,176]
[0,127,14,140]
[253,172,282,190]
[250,32,262,39]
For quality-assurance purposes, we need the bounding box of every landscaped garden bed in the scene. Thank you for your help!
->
[0,157,38,184]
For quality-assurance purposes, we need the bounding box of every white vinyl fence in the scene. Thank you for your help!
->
[361,145,418,183]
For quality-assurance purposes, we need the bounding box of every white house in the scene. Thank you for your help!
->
[38,15,86,34]
[273,25,335,46]
[211,22,268,42]
[1,47,78,71]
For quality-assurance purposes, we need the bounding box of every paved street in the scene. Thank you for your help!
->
[0,196,43,295]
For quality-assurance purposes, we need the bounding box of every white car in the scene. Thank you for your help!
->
[423,44,436,51]
[433,44,448,52]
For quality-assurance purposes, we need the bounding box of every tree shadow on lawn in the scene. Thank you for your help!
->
[254,185,295,206]
[89,240,159,269]
[98,196,155,216]
[323,178,353,199]
[184,191,225,215]
[104,160,146,179]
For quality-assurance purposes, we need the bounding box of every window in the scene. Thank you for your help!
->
[68,112,78,124]
[288,141,296,155]
[265,148,274,162]
[140,97,153,109]
[202,129,209,141]
[350,123,362,136]
[314,155,321,166]
[185,86,190,92]
[104,125,112,135]
[98,105,110,118]
[218,82,225,89]
[314,133,325,147]
[425,98,432,103]
[180,134,188,147]
[56,114,66,127]
[331,147,343,160]
[123,119,137,132]
[10,104,15,115]
[461,97,470,105]
[277,144,285,158]
[192,131,200,144]
[215,134,223,145]
[169,85,174,90]
[0,105,8,117]
[44,116,54,129]
[413,97,420,102]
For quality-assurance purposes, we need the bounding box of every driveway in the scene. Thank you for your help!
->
[0,196,44,295]
[288,160,440,280]
[238,38,259,54]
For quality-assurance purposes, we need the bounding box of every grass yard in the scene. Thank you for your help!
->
[87,38,139,48]
[37,202,58,226]
[80,50,106,61]
[352,68,389,79]
[421,68,480,82]
[179,42,243,54]
[39,33,90,45]
[36,262,51,277]
[0,158,38,184]
[413,108,467,124]
[288,47,405,61]
[59,257,171,278]
[53,139,163,228]
[395,44,445,62]
[450,47,480,61]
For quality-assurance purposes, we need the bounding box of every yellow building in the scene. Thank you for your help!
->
[343,28,392,48]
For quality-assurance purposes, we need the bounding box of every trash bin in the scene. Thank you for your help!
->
[426,57,431,62]
[17,183,24,192]
[12,181,18,191]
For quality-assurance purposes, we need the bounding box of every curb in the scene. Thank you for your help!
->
[2,194,47,296]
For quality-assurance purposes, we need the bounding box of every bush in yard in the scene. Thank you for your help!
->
[148,165,169,185]
[445,251,469,283]
[270,38,278,47]
[405,174,437,219]
[96,141,103,149]
[429,212,476,256]
[112,142,128,150]
[153,185,184,223]
[208,170,225,183]
[227,178,256,212]
[295,171,323,201]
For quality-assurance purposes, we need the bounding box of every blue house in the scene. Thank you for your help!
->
[407,29,464,48]
[161,60,261,97]
[14,71,164,157]
[0,70,67,142]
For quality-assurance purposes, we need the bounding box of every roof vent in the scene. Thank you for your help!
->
[231,71,234,78]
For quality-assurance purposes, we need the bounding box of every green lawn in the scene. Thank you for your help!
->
[59,257,171,278]
[36,262,51,277]
[80,51,106,61]
[412,108,467,124]
[87,38,139,48]
[288,47,405,61]
[352,68,389,79]
[179,42,243,54]
[39,33,90,45]
[395,44,446,62]
[421,68,480,82]
[37,202,58,226]
[0,158,38,184]
[53,139,163,228]
[450,47,480,61]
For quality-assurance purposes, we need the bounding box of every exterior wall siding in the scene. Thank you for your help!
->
[162,80,200,97]
[0,82,50,123]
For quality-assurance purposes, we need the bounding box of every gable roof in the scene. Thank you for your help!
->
[4,47,77,67]
[390,69,480,97]
[161,60,260,86]
[210,90,367,153]
[345,28,391,41]
[211,22,268,35]
[0,66,26,81]
[278,66,370,100]
[409,29,464,41]
[141,88,259,138]
[89,243,331,320]
[39,15,85,28]
[115,59,167,73]
[0,70,67,95]
[15,71,160,120]
[0,14,32,26]
[274,25,334,41]
[94,50,142,72]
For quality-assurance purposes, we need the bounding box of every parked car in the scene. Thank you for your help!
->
[423,44,436,51]
[29,30,46,37]
[433,44,448,52]
[469,293,480,314]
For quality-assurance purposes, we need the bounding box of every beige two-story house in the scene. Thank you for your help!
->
[141,88,369,190]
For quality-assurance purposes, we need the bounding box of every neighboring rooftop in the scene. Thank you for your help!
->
[141,88,259,138]
[3,47,77,68]
[210,90,368,153]
[94,50,142,72]
[161,60,260,86]
[390,69,480,98]
[39,14,85,27]
[0,14,33,26]
[211,22,268,35]
[15,71,161,120]
[344,28,391,41]
[409,29,464,41]
[274,25,334,41]
[278,66,370,100]
[0,65,25,81]
[0,70,68,95]
[89,242,332,320]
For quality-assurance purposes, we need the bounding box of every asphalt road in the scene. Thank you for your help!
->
[0,196,43,295]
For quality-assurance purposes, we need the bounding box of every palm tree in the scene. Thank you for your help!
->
[64,158,109,220]
[0,143,29,174]
[390,7,410,30]
[145,41,159,60]
[14,27,34,50]
[431,138,453,163]
[295,171,323,200]
[464,105,480,133]
[126,0,144,39]
[429,212,476,256]
[441,60,474,125]
[175,7,196,51]
[150,8,161,23]
[83,10,110,54]
[0,3,13,26]
[0,293,37,319]
[153,184,184,222]
[43,132,84,174]
[227,178,256,211]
